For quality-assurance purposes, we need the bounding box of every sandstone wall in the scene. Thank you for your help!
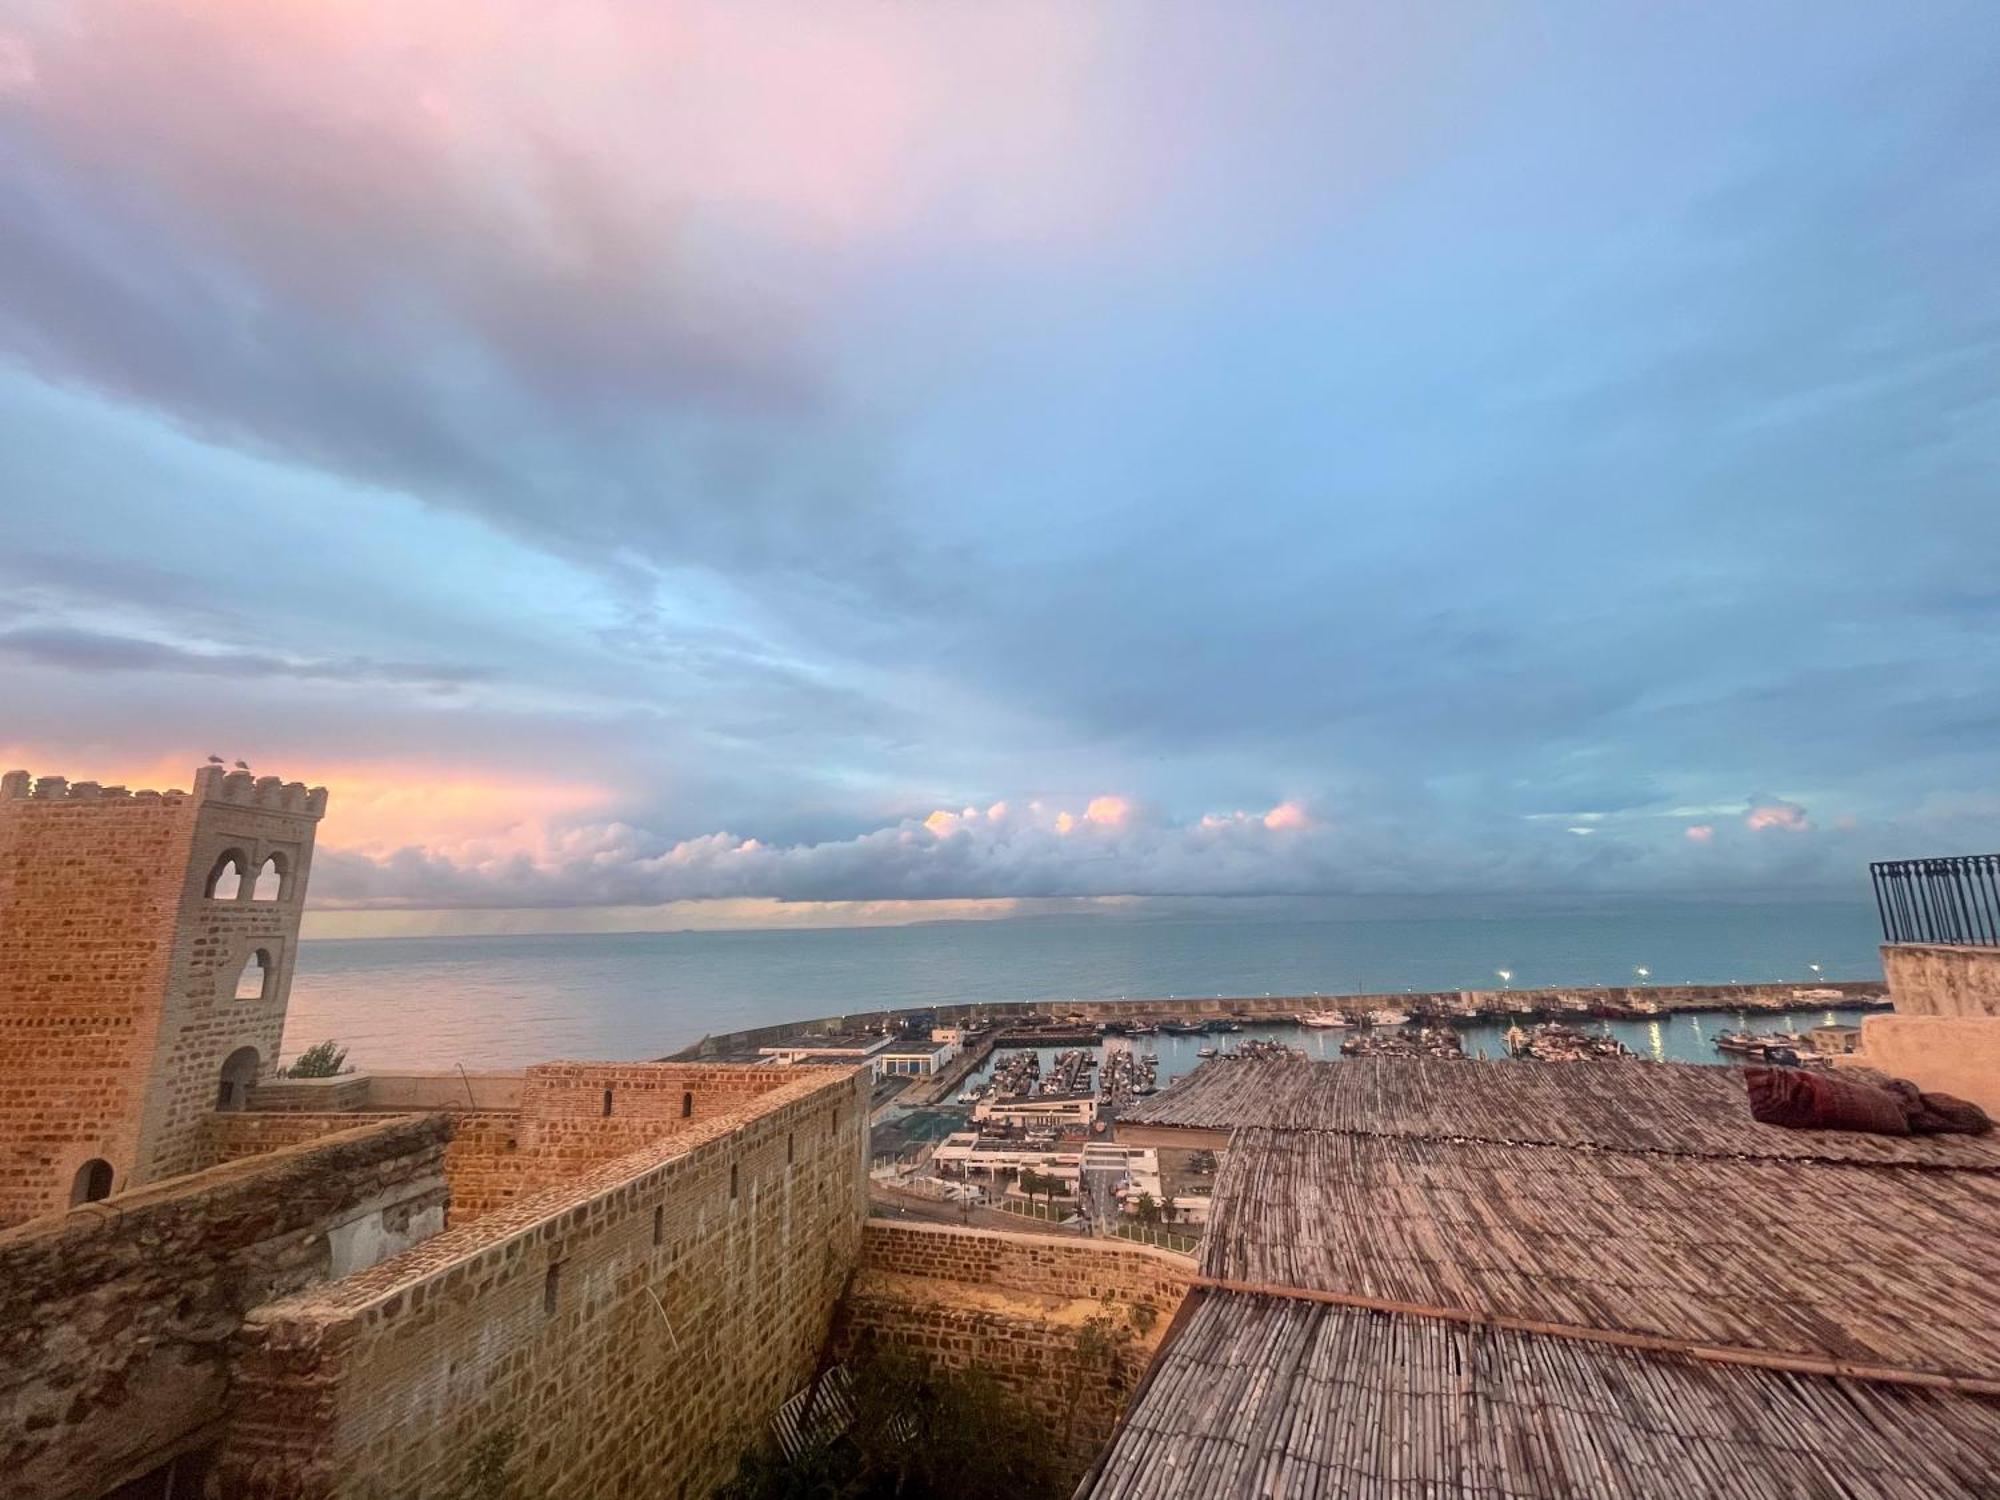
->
[133,771,324,1185]
[434,1063,816,1228]
[1839,1015,2000,1115]
[219,1065,871,1500]
[0,767,324,1227]
[203,1110,415,1163]
[247,1073,375,1112]
[836,1222,1191,1475]
[0,1113,448,1500]
[1882,942,2000,1019]
[0,783,194,1224]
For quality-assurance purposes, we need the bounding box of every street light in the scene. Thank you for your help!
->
[1635,966,1650,982]
[1496,969,1513,989]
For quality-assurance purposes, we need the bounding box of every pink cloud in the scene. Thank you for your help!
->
[1085,795,1133,827]
[1262,800,1312,831]
[1684,824,1714,843]
[1744,799,1809,833]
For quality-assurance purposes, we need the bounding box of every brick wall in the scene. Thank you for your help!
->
[218,1065,871,1499]
[0,767,325,1227]
[204,1110,415,1163]
[0,784,194,1225]
[857,1221,1192,1312]
[246,1073,375,1113]
[836,1223,1191,1475]
[521,1059,797,1123]
[0,1114,447,1500]
[131,774,324,1185]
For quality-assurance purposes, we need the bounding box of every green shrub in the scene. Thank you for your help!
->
[282,1040,349,1078]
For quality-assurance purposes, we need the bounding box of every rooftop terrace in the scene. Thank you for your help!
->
[1084,1057,2000,1499]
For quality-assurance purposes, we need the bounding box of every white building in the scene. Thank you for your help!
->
[972,1090,1099,1129]
[878,1039,958,1077]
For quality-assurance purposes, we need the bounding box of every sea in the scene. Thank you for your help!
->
[284,899,1884,1071]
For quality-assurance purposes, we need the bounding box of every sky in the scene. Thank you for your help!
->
[3,2,1998,935]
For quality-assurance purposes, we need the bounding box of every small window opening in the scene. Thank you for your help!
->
[252,854,285,901]
[787,1132,795,1165]
[653,1205,665,1247]
[730,1163,739,1200]
[234,949,272,1001]
[70,1158,114,1206]
[544,1261,563,1316]
[207,852,245,900]
[602,1088,614,1118]
[681,1091,693,1119]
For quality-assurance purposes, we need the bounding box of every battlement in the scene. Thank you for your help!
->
[1,766,327,818]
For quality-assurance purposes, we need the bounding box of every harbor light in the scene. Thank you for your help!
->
[1496,969,1512,988]
[1635,966,1650,981]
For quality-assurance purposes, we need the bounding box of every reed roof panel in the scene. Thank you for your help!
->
[1123,1058,2000,1168]
[1084,1293,2000,1500]
[1200,1127,2000,1382]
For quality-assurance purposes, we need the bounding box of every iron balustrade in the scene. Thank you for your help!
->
[1872,855,2000,947]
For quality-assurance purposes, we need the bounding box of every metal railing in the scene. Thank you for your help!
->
[1871,855,2000,947]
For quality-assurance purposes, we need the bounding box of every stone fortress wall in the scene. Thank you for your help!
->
[2,763,889,1500]
[0,766,325,1227]
[836,1222,1192,1476]
[1,1113,450,1500]
[218,1063,872,1500]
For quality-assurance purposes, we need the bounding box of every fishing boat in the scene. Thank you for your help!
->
[1366,1008,1412,1027]
[1195,1046,1218,1059]
[1299,1011,1352,1028]
[1715,1030,1809,1057]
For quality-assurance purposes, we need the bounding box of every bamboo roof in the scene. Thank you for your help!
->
[1122,1058,2000,1169]
[1083,1293,2000,1500]
[1199,1126,2000,1383]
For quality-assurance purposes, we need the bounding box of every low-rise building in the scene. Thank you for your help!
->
[877,1039,958,1077]
[973,1089,1099,1129]
[758,1031,896,1077]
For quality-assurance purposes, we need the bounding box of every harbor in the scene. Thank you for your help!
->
[950,1002,1877,1095]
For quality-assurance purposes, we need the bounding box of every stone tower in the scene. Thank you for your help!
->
[0,765,327,1227]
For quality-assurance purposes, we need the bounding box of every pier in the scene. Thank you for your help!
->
[670,978,1883,1061]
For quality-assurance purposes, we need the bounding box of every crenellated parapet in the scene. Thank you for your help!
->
[190,765,328,818]
[2,766,327,818]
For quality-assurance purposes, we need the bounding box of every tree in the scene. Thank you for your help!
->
[282,1040,348,1078]
[1134,1191,1160,1227]
[1017,1168,1045,1211]
[1158,1197,1178,1226]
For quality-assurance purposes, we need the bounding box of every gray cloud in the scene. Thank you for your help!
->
[0,625,484,690]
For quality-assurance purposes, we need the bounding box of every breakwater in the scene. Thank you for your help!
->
[668,979,1882,1060]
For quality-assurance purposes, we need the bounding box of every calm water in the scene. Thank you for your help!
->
[284,901,1881,1070]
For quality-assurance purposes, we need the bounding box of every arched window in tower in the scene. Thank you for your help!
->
[70,1158,114,1206]
[252,853,286,901]
[207,851,247,900]
[234,949,273,1001]
[216,1047,260,1111]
